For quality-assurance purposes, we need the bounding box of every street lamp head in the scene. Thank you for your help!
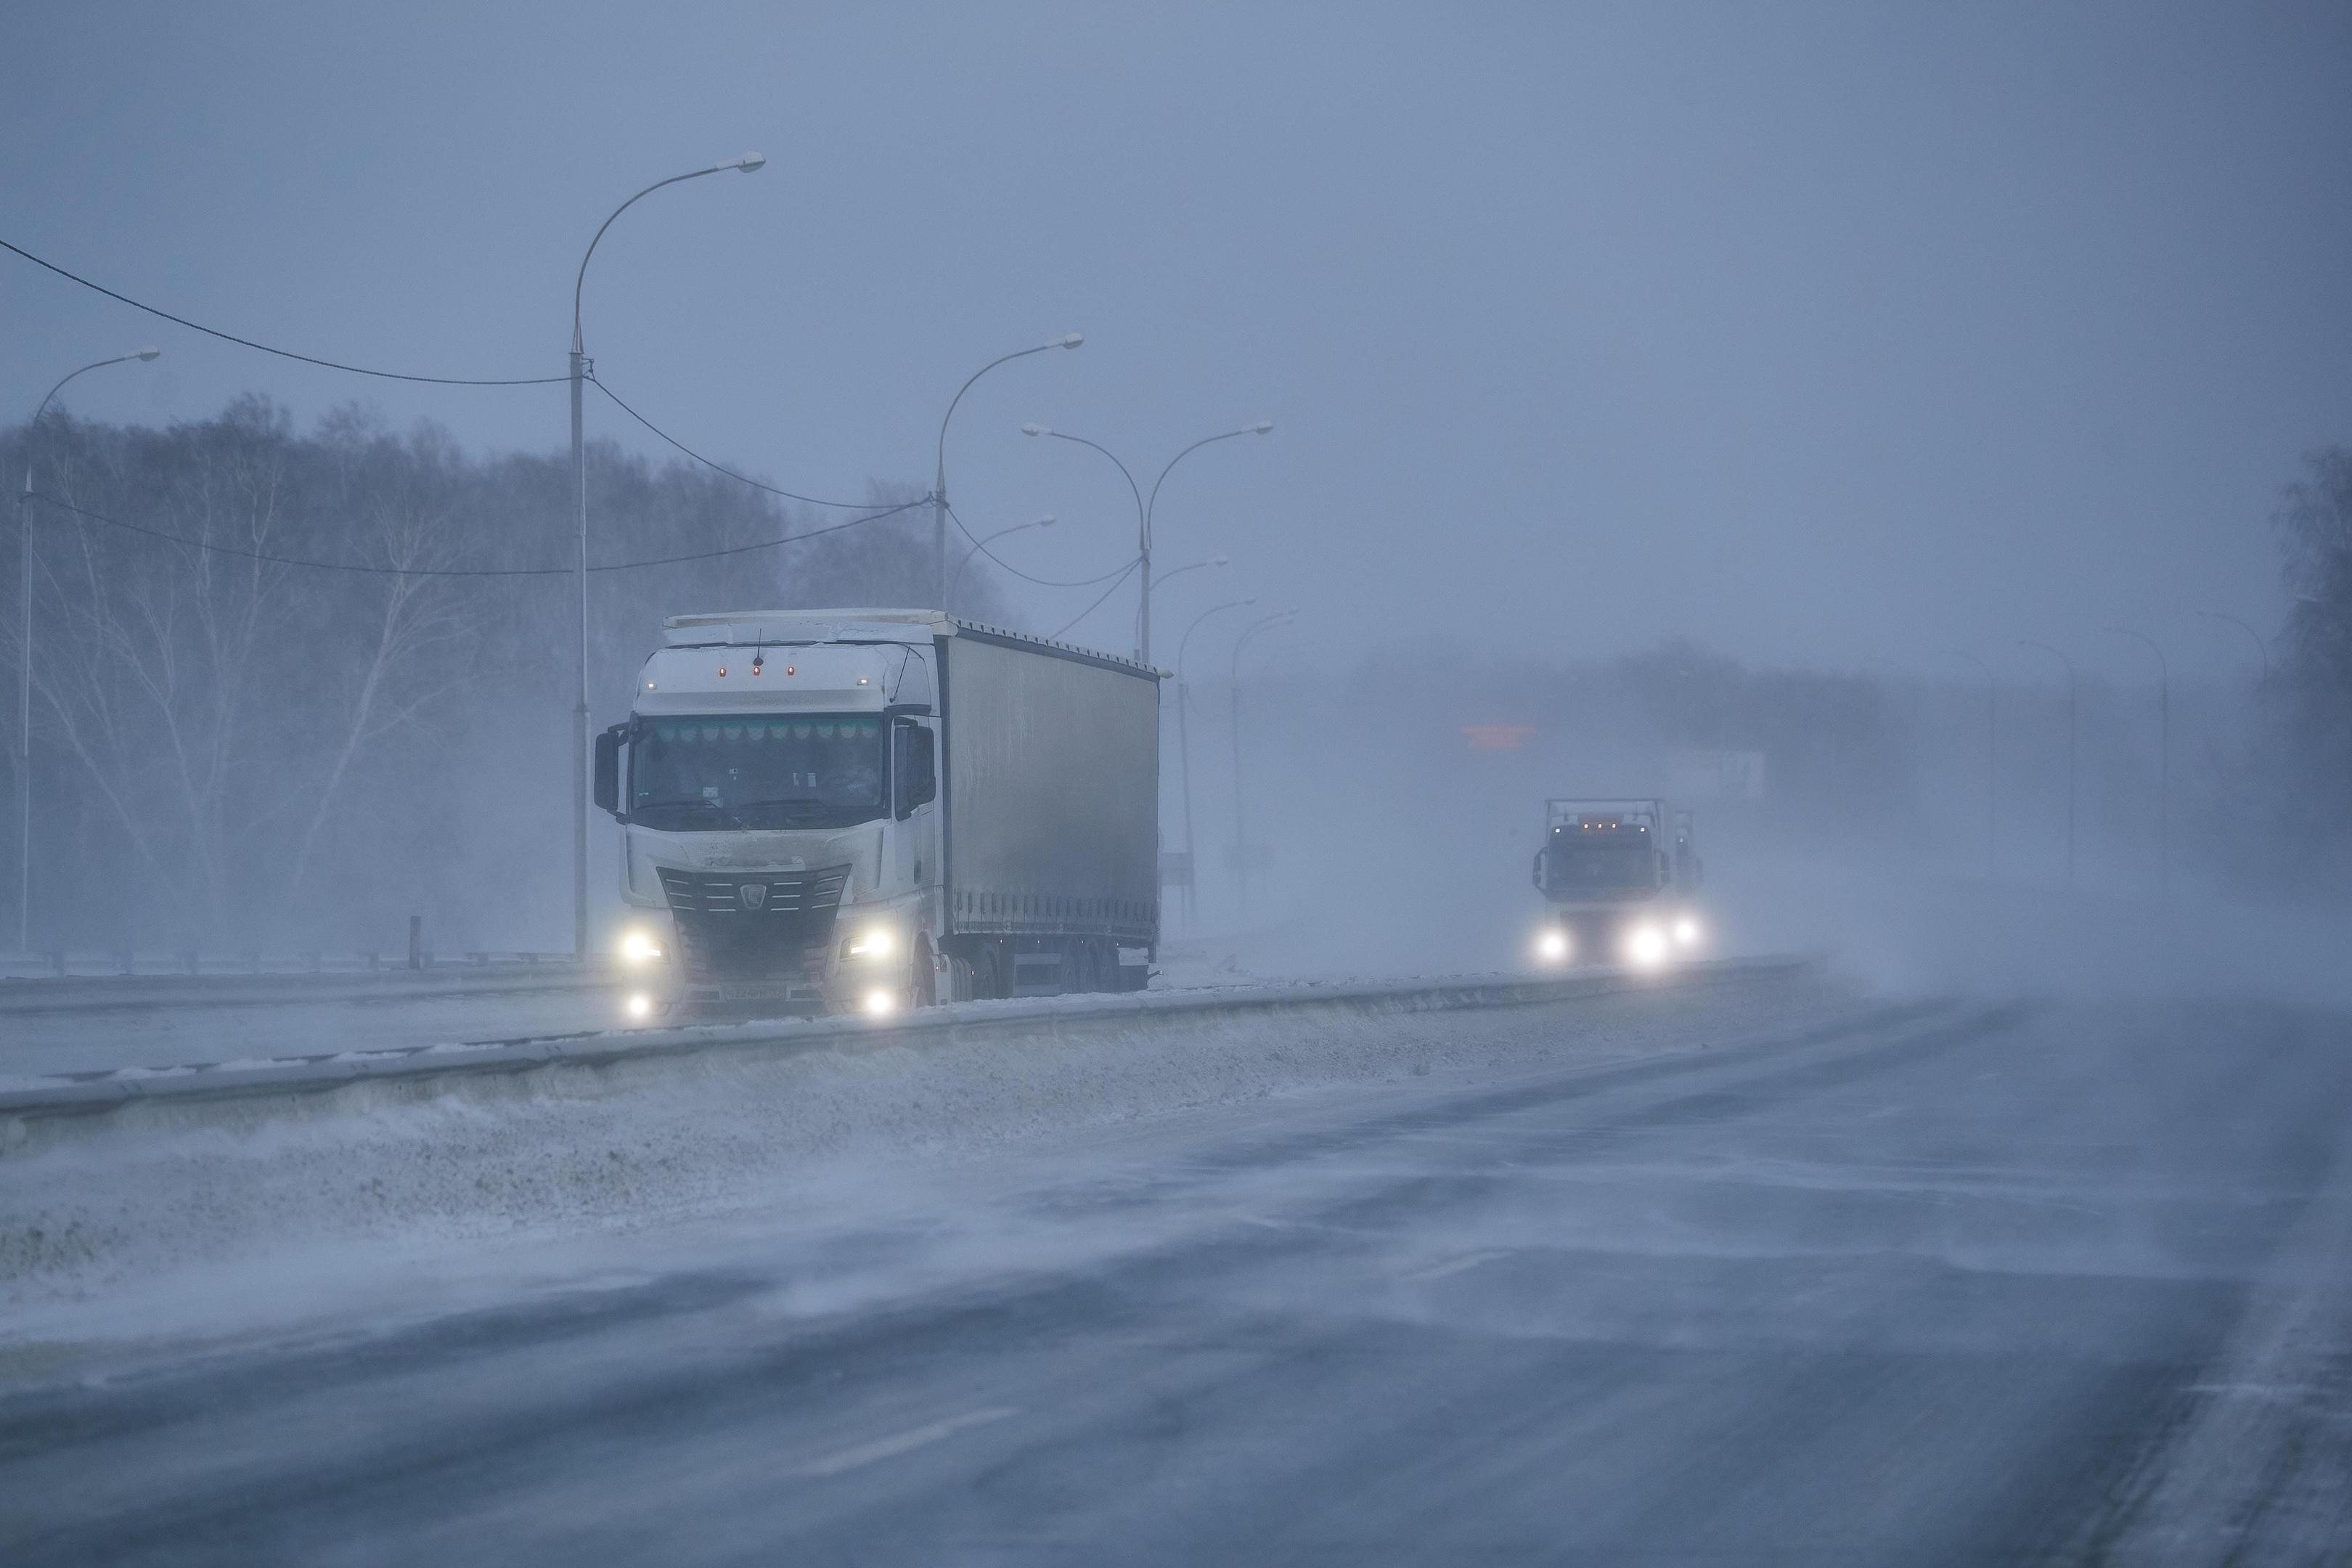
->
[1252,420,1273,434]
[1058,333,1084,350]
[1021,423,1050,437]
[728,152,767,173]
[134,347,162,362]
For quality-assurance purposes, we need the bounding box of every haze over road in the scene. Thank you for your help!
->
[6,987,2346,1563]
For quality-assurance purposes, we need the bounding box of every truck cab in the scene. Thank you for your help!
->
[1530,798,1707,968]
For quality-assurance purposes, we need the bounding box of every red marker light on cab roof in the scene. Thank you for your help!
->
[716,665,727,677]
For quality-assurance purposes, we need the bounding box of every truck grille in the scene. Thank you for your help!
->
[656,865,851,981]
[655,865,850,915]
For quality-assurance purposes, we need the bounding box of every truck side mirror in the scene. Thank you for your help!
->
[594,723,627,819]
[893,720,936,820]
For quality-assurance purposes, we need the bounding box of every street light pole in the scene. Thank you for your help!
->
[2017,640,2078,889]
[934,337,1082,607]
[1140,424,1270,667]
[17,347,160,953]
[1026,422,1270,664]
[568,153,763,961]
[947,514,1055,610]
[1942,649,1997,881]
[2194,609,2271,682]
[1175,597,1254,930]
[1229,610,1295,912]
[2107,626,2171,897]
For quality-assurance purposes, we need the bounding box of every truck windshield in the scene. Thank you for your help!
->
[629,713,886,831]
[1548,838,1657,890]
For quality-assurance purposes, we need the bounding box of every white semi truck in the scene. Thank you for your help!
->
[593,609,1161,1018]
[1529,797,1707,968]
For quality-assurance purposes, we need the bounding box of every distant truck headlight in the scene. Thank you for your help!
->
[1673,916,1702,947]
[1536,927,1571,963]
[619,926,665,965]
[1623,923,1670,968]
[844,924,896,961]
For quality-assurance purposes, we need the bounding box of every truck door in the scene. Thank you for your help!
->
[891,716,939,890]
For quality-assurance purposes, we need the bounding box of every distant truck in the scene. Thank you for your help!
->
[1529,798,1706,968]
[594,609,1161,1018]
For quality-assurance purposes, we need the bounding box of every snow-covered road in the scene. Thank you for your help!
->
[4,973,2349,1562]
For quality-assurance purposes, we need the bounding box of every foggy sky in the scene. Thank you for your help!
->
[6,1,2348,682]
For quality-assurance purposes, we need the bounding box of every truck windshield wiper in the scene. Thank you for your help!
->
[630,798,750,828]
[727,797,834,821]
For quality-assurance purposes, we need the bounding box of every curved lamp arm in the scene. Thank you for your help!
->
[1177,597,1256,682]
[25,348,161,491]
[934,335,1082,493]
[1143,421,1272,550]
[573,155,765,353]
[1024,425,1143,541]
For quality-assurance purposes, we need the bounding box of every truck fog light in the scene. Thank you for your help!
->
[863,988,897,1017]
[1673,916,1701,947]
[1536,928,1570,963]
[625,992,653,1021]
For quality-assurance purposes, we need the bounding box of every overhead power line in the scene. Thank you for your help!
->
[587,377,886,510]
[1,237,568,387]
[1050,558,1143,640]
[3,237,966,522]
[946,501,1138,587]
[18,491,926,578]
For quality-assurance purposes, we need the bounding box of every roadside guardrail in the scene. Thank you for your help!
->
[0,956,616,1019]
[0,950,576,981]
[0,955,1815,1129]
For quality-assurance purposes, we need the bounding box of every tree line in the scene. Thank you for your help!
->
[1,396,988,953]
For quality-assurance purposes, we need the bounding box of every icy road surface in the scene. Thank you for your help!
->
[4,979,2350,1562]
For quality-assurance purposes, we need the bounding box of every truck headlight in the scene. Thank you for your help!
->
[1623,923,1670,968]
[1536,928,1570,963]
[1673,916,1702,947]
[620,926,665,965]
[844,925,896,961]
